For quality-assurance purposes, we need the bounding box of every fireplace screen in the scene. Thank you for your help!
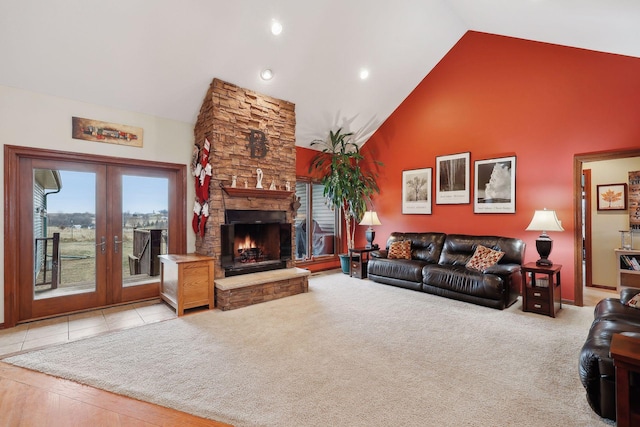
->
[221,210,291,276]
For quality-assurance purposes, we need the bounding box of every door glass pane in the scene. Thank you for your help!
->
[34,169,97,299]
[295,182,308,260]
[122,175,168,287]
[311,184,335,256]
[294,182,336,260]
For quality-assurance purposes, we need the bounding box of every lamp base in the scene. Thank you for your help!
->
[535,235,554,267]
[365,228,375,249]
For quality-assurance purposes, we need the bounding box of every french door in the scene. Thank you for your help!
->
[4,146,186,325]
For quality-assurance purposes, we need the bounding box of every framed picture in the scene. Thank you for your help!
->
[474,156,516,214]
[72,116,143,148]
[436,152,470,204]
[629,172,640,230]
[597,183,628,211]
[402,168,432,214]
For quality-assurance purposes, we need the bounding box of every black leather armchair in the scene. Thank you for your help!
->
[579,287,640,421]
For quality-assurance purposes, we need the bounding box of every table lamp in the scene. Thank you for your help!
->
[525,208,564,266]
[359,211,381,249]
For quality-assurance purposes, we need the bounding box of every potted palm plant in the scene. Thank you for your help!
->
[309,128,382,273]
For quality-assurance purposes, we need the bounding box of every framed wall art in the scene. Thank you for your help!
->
[630,171,640,231]
[474,156,516,214]
[402,168,432,214]
[436,152,470,204]
[597,183,627,211]
[72,116,143,148]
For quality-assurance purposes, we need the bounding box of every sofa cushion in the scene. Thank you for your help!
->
[388,240,412,259]
[385,232,446,263]
[422,264,505,301]
[439,234,525,266]
[466,245,504,272]
[368,257,428,283]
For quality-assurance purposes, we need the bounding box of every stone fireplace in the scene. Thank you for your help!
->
[194,78,298,280]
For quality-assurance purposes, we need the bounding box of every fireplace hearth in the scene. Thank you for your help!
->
[221,209,292,277]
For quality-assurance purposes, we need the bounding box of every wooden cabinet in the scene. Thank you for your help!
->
[615,249,640,291]
[158,254,214,316]
[610,333,640,427]
[521,263,562,318]
[348,247,375,279]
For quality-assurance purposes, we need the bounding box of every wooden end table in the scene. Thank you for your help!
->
[158,254,215,316]
[348,247,376,279]
[521,262,562,317]
[610,333,640,426]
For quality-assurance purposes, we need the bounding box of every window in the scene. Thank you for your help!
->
[295,179,337,260]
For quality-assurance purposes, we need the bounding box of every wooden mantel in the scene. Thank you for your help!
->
[221,186,293,199]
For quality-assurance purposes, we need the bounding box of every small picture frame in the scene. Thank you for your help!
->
[474,156,516,214]
[597,183,628,211]
[402,168,432,214]
[436,152,470,205]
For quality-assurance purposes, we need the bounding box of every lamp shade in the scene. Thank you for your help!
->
[525,209,564,232]
[359,211,381,226]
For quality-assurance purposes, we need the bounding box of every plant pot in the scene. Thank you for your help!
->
[339,253,358,274]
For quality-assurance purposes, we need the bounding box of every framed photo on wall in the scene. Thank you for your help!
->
[474,156,516,214]
[597,183,628,211]
[402,168,432,214]
[436,152,470,204]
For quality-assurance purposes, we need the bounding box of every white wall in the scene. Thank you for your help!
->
[0,85,196,324]
[584,157,640,288]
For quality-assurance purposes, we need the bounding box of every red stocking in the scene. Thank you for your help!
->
[199,164,212,202]
[199,202,209,237]
[192,200,201,234]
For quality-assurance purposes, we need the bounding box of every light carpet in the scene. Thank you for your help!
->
[5,272,610,426]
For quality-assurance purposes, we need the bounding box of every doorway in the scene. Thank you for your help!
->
[574,149,640,306]
[4,146,186,326]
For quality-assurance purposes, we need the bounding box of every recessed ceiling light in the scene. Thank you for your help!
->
[271,20,283,36]
[359,69,370,80]
[260,69,274,80]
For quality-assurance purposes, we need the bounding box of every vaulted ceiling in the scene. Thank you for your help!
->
[1,0,638,148]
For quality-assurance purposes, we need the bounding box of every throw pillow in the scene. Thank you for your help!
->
[627,293,640,309]
[466,245,504,272]
[388,240,412,260]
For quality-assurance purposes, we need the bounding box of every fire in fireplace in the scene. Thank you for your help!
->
[221,210,292,277]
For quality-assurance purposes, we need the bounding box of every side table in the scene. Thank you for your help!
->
[348,247,376,279]
[158,253,215,316]
[610,333,640,427]
[521,262,562,317]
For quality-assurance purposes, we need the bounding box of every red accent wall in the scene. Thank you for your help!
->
[297,31,640,301]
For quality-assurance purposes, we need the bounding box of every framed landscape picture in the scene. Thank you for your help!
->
[474,156,516,214]
[436,152,470,205]
[402,168,432,214]
[597,183,627,211]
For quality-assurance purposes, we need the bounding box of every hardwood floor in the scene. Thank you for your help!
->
[0,362,231,427]
[583,285,618,307]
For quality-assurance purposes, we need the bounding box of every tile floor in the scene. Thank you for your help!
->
[0,300,176,358]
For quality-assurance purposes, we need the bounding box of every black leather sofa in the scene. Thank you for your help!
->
[367,232,525,309]
[579,287,640,421]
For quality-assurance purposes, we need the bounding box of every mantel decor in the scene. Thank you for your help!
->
[221,185,293,199]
